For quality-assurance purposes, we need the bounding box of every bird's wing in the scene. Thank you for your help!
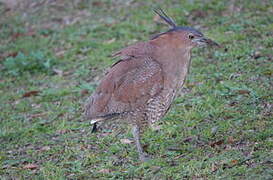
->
[111,42,153,59]
[113,58,163,104]
[85,57,163,118]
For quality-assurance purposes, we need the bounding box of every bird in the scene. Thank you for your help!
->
[85,8,219,161]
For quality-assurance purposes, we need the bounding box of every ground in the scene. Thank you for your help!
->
[0,0,272,179]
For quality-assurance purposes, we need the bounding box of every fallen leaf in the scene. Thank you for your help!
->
[26,30,36,36]
[210,139,224,147]
[23,163,38,170]
[182,136,194,143]
[40,146,50,151]
[120,139,133,144]
[30,112,47,118]
[53,68,63,76]
[22,91,41,98]
[8,51,18,57]
[104,38,116,44]
[231,159,238,165]
[57,129,69,134]
[98,169,110,173]
[0,51,18,60]
[227,136,235,144]
[11,33,23,40]
[55,50,66,57]
[237,90,250,95]
[150,166,161,173]
[11,31,36,41]
[57,113,65,118]
[81,89,89,96]
[92,1,104,7]
[190,9,207,20]
[80,144,88,150]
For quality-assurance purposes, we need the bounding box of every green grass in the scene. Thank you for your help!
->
[0,0,272,179]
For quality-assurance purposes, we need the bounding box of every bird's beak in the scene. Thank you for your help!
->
[193,37,220,47]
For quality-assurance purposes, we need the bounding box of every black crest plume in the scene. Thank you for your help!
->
[154,8,176,28]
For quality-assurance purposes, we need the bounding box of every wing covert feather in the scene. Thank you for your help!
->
[86,57,163,118]
[114,59,163,103]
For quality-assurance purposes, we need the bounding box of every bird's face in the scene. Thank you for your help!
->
[176,28,220,49]
[151,28,220,54]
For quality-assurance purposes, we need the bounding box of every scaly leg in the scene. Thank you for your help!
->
[132,125,150,162]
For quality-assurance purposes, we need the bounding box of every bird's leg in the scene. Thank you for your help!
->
[132,125,150,162]
[91,122,104,133]
[91,122,98,133]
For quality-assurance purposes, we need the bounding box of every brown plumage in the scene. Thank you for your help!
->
[85,8,219,161]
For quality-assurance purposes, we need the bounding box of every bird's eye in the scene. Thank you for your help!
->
[188,34,195,40]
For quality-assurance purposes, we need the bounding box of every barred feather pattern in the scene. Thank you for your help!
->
[146,89,176,126]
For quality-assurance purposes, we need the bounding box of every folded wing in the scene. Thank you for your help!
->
[85,57,164,120]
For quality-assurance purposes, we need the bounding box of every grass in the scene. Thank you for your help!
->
[0,0,272,179]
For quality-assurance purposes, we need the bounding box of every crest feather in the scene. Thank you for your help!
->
[154,8,176,28]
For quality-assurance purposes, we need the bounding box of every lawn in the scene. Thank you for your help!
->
[0,0,272,179]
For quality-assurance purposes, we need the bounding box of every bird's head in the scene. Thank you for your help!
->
[151,8,220,50]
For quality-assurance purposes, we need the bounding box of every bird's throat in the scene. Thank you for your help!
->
[156,49,192,89]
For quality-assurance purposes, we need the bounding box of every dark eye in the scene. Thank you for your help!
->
[188,34,194,40]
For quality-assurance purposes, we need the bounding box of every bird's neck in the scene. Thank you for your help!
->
[150,40,192,89]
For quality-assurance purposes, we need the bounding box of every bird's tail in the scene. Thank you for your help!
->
[90,117,107,124]
[90,113,123,124]
[90,113,125,133]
